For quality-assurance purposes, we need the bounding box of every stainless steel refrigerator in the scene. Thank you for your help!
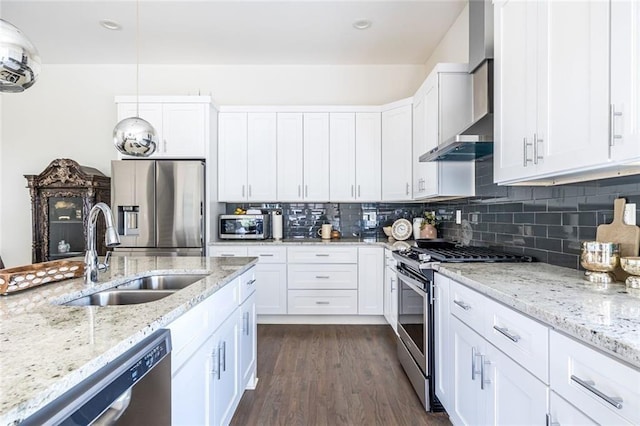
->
[111,160,205,256]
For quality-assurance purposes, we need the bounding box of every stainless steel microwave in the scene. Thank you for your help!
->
[219,214,271,240]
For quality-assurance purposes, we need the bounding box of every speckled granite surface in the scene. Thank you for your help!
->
[0,255,257,425]
[436,263,640,369]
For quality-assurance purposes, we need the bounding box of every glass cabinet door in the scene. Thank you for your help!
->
[48,196,84,260]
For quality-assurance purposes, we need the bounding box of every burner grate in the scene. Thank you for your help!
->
[406,245,531,263]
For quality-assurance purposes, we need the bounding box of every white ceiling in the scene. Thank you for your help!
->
[1,0,466,65]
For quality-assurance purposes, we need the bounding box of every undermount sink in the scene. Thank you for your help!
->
[63,290,176,306]
[60,273,209,306]
[115,274,209,291]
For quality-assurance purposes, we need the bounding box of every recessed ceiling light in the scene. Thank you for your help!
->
[353,19,372,30]
[100,19,122,31]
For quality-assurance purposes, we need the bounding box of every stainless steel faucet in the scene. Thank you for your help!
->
[84,202,121,284]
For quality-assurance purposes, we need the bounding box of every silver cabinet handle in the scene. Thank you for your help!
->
[242,185,245,198]
[493,325,520,343]
[610,104,623,147]
[243,311,250,335]
[471,347,479,381]
[163,139,167,153]
[405,182,409,195]
[454,300,471,311]
[546,414,560,426]
[315,301,330,305]
[480,355,491,390]
[351,185,354,197]
[216,345,222,380]
[298,184,301,198]
[570,375,623,409]
[315,253,330,257]
[305,185,308,198]
[221,341,226,372]
[534,133,543,164]
[315,275,330,279]
[259,254,274,257]
[390,277,396,292]
[248,184,252,197]
[523,137,533,167]
[220,254,236,257]
[247,278,256,286]
[211,348,218,377]
[358,185,361,198]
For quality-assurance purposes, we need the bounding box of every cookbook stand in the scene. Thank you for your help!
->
[25,158,111,263]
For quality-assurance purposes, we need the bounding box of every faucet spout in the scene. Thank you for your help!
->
[84,202,120,284]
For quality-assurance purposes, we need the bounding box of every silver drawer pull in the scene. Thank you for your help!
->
[220,254,236,257]
[315,301,330,305]
[570,375,623,409]
[454,300,471,310]
[493,325,520,343]
[259,253,274,257]
[315,254,330,257]
[315,275,330,279]
[246,279,256,286]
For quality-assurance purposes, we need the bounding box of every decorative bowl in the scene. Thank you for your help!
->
[580,241,620,284]
[383,226,392,238]
[620,257,640,289]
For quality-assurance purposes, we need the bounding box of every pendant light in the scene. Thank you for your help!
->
[0,19,41,93]
[113,0,157,157]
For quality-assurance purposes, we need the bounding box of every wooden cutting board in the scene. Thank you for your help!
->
[596,198,640,281]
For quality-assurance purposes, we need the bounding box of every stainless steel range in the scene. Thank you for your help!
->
[392,242,531,411]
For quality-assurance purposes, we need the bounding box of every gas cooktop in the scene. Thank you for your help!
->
[397,243,532,264]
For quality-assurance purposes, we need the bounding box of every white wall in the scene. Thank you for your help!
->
[424,3,469,75]
[0,63,427,267]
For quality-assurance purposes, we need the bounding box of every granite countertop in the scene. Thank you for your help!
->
[436,262,640,369]
[0,255,258,425]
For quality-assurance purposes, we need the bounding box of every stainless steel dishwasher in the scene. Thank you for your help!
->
[23,329,172,425]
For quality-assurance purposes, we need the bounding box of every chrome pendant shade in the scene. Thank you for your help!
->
[0,19,41,93]
[113,117,157,157]
[113,0,157,157]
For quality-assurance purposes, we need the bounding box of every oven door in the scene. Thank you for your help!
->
[396,265,428,375]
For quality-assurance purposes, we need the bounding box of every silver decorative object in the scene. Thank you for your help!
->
[0,19,41,92]
[580,241,620,284]
[113,117,157,157]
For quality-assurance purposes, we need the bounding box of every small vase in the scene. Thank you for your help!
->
[420,224,437,239]
[412,218,424,240]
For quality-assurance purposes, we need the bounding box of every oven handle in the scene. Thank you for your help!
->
[396,267,427,294]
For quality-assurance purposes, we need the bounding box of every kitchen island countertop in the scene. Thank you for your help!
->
[0,255,257,425]
[436,262,640,369]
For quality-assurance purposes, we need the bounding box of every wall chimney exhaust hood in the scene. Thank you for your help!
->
[420,0,494,162]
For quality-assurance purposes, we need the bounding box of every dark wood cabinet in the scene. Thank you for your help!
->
[25,159,111,263]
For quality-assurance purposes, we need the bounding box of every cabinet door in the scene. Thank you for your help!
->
[218,112,248,201]
[434,273,452,413]
[211,315,239,426]
[161,103,207,158]
[537,0,609,175]
[421,76,440,197]
[494,0,539,183]
[450,317,486,426]
[355,112,381,201]
[329,113,356,201]
[357,246,383,315]
[610,0,640,163]
[383,266,398,333]
[412,91,427,198]
[116,103,164,158]
[239,292,257,390]
[171,339,210,426]
[277,113,304,201]
[381,105,412,201]
[254,262,287,315]
[247,113,277,201]
[303,113,330,200]
[484,342,549,425]
[549,391,597,426]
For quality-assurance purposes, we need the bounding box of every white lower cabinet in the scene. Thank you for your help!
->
[383,249,398,333]
[357,246,384,315]
[168,267,257,426]
[549,391,597,426]
[433,273,451,410]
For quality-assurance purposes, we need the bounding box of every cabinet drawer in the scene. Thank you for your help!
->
[449,280,486,334]
[485,297,549,383]
[288,264,357,289]
[208,278,240,327]
[167,301,210,373]
[287,290,358,315]
[550,331,640,425]
[238,267,257,303]
[287,246,357,263]
[247,246,287,263]
[209,246,248,257]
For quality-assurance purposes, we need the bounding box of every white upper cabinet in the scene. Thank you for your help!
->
[495,0,623,185]
[329,112,382,202]
[116,96,210,159]
[412,64,474,199]
[218,112,277,201]
[277,112,330,201]
[381,102,413,201]
[610,0,640,163]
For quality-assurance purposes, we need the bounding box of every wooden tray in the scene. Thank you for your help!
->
[0,260,84,295]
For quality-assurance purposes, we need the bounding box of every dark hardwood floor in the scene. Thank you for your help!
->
[230,324,451,426]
